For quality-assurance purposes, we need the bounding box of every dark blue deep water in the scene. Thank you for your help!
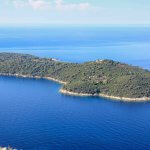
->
[0,26,150,150]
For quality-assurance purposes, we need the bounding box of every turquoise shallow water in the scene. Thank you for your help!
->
[0,26,150,150]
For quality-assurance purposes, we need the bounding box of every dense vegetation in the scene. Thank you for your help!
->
[0,53,150,99]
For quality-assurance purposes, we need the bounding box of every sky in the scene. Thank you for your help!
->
[0,0,150,26]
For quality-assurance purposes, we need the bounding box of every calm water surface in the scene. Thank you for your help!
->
[1,76,150,150]
[0,26,150,68]
[0,26,150,150]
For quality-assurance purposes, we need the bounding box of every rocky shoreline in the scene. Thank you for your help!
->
[0,147,16,150]
[60,89,150,102]
[1,73,150,102]
[0,73,66,84]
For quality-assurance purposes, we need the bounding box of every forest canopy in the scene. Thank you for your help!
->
[0,53,150,100]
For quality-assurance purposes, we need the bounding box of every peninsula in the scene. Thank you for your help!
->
[0,53,150,102]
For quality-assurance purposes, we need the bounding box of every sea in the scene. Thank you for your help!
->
[0,26,150,150]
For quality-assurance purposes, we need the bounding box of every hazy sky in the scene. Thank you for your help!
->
[0,0,150,26]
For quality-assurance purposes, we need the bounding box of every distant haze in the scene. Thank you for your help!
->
[0,0,150,26]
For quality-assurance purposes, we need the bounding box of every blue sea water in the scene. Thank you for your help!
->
[0,26,150,150]
[0,26,150,68]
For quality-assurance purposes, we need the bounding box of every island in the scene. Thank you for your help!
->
[0,52,150,102]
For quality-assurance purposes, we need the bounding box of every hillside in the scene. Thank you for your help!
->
[0,53,150,101]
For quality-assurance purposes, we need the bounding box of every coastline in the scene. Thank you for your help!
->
[0,73,66,84]
[60,89,150,102]
[0,73,150,102]
[44,77,67,84]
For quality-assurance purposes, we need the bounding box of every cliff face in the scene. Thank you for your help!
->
[0,53,150,101]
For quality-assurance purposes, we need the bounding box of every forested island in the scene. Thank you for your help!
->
[0,53,150,102]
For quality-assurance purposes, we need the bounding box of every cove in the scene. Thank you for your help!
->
[1,76,150,150]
